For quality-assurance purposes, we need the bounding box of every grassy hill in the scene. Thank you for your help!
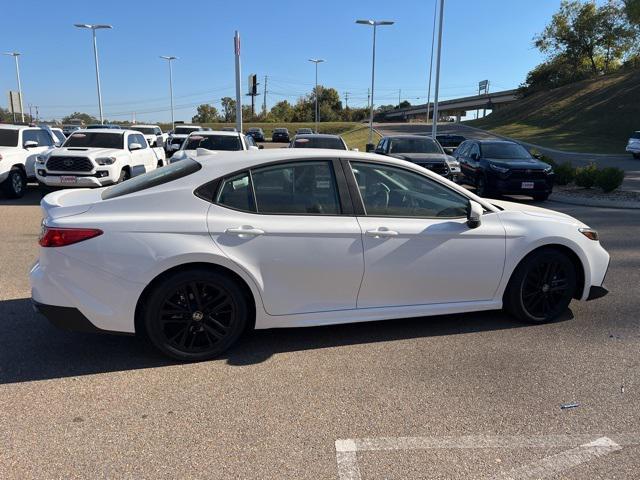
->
[467,68,640,154]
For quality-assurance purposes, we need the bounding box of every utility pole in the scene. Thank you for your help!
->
[28,104,33,122]
[344,91,350,109]
[398,89,401,108]
[367,88,370,114]
[308,59,324,133]
[160,56,177,130]
[234,31,243,133]
[262,75,268,115]
[431,0,445,139]
[35,105,39,122]
[3,52,25,123]
[426,0,437,125]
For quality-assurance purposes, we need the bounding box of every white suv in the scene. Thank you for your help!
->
[129,124,168,151]
[626,131,640,159]
[0,125,56,198]
[36,129,163,190]
[169,130,260,163]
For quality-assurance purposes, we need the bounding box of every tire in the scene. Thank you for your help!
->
[117,169,130,184]
[533,193,550,201]
[504,248,577,324]
[1,167,26,199]
[476,175,491,197]
[144,268,249,361]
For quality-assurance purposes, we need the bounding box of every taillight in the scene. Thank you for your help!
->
[39,227,103,247]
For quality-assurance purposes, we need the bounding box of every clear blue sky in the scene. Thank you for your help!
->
[1,0,568,123]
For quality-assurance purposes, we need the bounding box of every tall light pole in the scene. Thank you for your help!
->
[431,0,445,139]
[160,56,177,130]
[356,19,394,150]
[425,0,438,128]
[74,23,112,124]
[3,52,24,123]
[308,59,324,133]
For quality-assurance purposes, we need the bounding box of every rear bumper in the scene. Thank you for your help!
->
[32,300,107,333]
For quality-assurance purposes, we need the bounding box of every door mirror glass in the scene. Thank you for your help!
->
[467,200,483,228]
[129,142,143,151]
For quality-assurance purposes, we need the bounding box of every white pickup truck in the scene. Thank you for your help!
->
[36,128,166,190]
[0,124,57,198]
[169,130,261,163]
[129,124,169,161]
[166,125,204,154]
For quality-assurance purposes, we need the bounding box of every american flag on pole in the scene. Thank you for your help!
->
[234,32,240,56]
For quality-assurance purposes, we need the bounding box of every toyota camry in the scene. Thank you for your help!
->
[30,149,610,361]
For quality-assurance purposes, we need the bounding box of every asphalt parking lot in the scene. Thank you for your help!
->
[1,187,639,479]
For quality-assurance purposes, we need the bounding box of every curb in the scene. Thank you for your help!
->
[549,193,640,210]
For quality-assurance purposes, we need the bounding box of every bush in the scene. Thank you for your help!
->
[574,163,599,188]
[554,162,576,185]
[595,167,625,193]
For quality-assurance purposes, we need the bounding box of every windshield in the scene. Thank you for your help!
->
[481,143,532,159]
[184,134,242,151]
[131,127,156,135]
[52,130,66,143]
[293,137,346,150]
[102,158,202,200]
[389,137,442,154]
[64,132,124,149]
[0,129,19,147]
[274,128,288,133]
[174,127,201,135]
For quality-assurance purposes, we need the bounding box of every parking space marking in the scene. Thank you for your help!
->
[334,433,640,480]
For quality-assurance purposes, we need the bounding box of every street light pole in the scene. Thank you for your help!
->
[160,56,178,130]
[3,52,25,123]
[74,24,112,124]
[431,0,445,139]
[356,19,394,150]
[308,59,324,133]
[425,0,438,127]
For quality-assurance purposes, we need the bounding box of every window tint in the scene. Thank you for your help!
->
[64,132,124,149]
[480,142,532,160]
[22,130,39,145]
[184,134,242,151]
[128,134,147,150]
[102,158,201,200]
[251,161,340,215]
[0,129,19,147]
[35,130,54,147]
[217,172,255,212]
[351,162,469,218]
[292,137,346,150]
[388,137,442,154]
[469,143,480,158]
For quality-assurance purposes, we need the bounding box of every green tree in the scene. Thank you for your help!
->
[269,100,295,122]
[62,112,98,124]
[624,0,640,24]
[192,104,220,123]
[220,97,236,122]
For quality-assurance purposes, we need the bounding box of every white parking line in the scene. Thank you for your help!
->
[334,433,639,480]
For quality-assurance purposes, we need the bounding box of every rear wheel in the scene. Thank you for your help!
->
[117,169,130,184]
[504,248,577,324]
[144,269,249,361]
[1,167,26,199]
[476,175,491,197]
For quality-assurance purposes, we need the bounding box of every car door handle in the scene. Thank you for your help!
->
[365,228,399,238]
[225,226,265,236]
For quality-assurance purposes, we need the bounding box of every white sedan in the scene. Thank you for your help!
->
[30,149,610,361]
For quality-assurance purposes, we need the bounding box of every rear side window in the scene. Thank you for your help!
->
[217,173,255,212]
[101,158,201,200]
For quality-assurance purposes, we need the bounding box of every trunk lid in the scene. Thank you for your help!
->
[41,188,104,220]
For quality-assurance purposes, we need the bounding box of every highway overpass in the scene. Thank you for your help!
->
[381,89,519,122]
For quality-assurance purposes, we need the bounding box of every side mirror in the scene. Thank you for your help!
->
[24,140,39,149]
[129,142,143,151]
[467,200,483,229]
[258,144,264,150]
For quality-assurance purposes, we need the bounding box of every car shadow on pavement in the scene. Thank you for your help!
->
[0,186,43,206]
[1,296,573,384]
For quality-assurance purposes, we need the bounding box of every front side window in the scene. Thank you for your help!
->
[64,132,124,149]
[469,143,481,158]
[128,134,147,150]
[252,161,340,215]
[351,162,469,218]
[36,130,54,147]
[22,130,39,146]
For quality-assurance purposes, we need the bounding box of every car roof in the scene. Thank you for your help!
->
[475,139,517,144]
[71,128,128,134]
[129,124,159,128]
[383,134,436,140]
[188,130,241,137]
[0,124,32,130]
[295,134,341,139]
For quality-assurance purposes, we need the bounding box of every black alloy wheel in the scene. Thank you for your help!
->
[145,269,248,360]
[505,248,577,323]
[1,168,26,198]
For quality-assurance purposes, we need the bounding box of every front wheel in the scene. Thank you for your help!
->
[116,169,130,184]
[144,269,249,361]
[1,167,26,199]
[504,248,577,324]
